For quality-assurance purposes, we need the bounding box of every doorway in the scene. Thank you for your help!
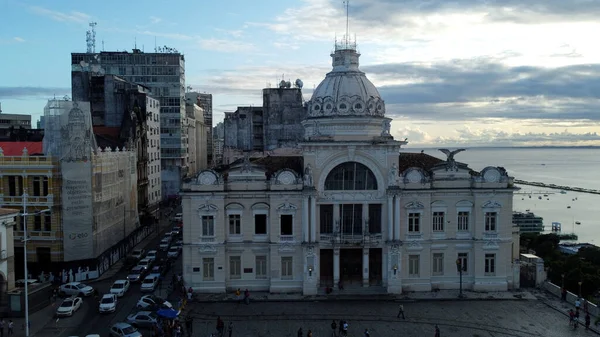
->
[369,248,382,285]
[340,249,362,285]
[320,249,333,287]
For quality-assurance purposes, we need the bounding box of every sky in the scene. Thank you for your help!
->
[1,0,600,147]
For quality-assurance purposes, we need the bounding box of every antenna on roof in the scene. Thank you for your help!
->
[345,0,349,48]
[134,37,137,50]
[86,22,97,53]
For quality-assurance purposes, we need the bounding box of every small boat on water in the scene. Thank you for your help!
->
[543,194,548,197]
[576,221,581,225]
[560,190,567,194]
[529,195,532,198]
[538,196,542,200]
[567,206,571,209]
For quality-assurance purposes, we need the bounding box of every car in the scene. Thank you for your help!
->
[172,213,182,222]
[167,246,180,259]
[110,280,131,297]
[127,266,148,283]
[149,265,164,277]
[136,295,173,310]
[175,239,183,246]
[99,293,118,313]
[170,226,181,235]
[130,249,145,260]
[55,297,83,317]
[137,258,153,270]
[145,250,158,262]
[109,323,142,337]
[140,275,159,292]
[59,282,94,297]
[163,232,173,240]
[126,311,160,329]
[159,238,170,251]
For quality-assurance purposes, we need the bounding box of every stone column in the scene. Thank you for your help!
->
[394,196,401,240]
[310,197,317,242]
[302,197,309,242]
[363,248,370,287]
[333,248,340,287]
[387,196,393,241]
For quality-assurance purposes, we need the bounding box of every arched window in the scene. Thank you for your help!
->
[324,162,377,190]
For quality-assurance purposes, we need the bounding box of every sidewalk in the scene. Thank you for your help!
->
[531,288,600,333]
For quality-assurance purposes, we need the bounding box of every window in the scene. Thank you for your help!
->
[228,214,241,235]
[485,254,496,275]
[280,214,293,236]
[203,258,214,281]
[340,204,362,235]
[255,256,267,279]
[432,212,445,232]
[254,214,267,235]
[408,213,420,232]
[457,211,469,231]
[8,176,23,196]
[368,204,382,234]
[432,253,444,276]
[229,256,241,279]
[319,205,334,234]
[33,215,42,231]
[44,214,52,231]
[324,162,378,190]
[202,216,214,236]
[33,177,41,196]
[408,255,420,277]
[457,253,468,273]
[281,257,293,280]
[43,177,49,196]
[485,212,497,231]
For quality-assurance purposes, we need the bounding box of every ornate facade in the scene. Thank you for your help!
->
[181,42,518,295]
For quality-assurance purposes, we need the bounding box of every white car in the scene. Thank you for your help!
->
[137,258,152,270]
[99,293,118,313]
[145,250,158,262]
[126,311,160,329]
[172,213,182,222]
[109,323,142,337]
[171,226,181,235]
[130,249,145,260]
[140,275,159,292]
[136,295,173,310]
[56,297,82,317]
[159,238,170,251]
[167,246,180,258]
[59,282,94,297]
[110,280,130,297]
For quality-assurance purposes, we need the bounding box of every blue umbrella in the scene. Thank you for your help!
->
[156,308,179,319]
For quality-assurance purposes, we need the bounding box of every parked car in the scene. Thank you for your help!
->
[109,323,142,337]
[59,282,94,297]
[136,295,173,310]
[159,238,170,251]
[145,250,158,262]
[167,246,180,259]
[137,258,153,270]
[127,266,148,283]
[170,226,181,236]
[149,265,165,277]
[140,275,159,292]
[55,297,82,317]
[126,311,160,329]
[99,293,118,313]
[130,249,145,260]
[110,280,131,297]
[172,213,182,222]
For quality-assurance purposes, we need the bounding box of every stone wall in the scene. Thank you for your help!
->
[543,281,599,316]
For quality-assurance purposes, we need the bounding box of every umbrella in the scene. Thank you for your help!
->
[156,308,180,319]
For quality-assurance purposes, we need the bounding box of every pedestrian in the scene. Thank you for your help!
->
[342,321,348,337]
[6,321,12,337]
[584,298,589,313]
[0,318,5,337]
[228,321,233,337]
[586,313,591,330]
[307,330,313,337]
[297,327,303,337]
[338,320,344,336]
[185,316,193,337]
[397,304,405,319]
[575,298,581,310]
[331,320,337,337]
[235,288,241,304]
[561,287,567,301]
[244,289,250,305]
[364,329,370,337]
[569,309,575,324]
[216,316,224,337]
[435,325,440,337]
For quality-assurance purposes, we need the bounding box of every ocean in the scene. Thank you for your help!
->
[416,147,600,244]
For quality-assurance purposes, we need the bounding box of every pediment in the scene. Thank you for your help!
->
[481,200,502,208]
[277,202,298,213]
[251,202,270,210]
[405,201,424,209]
[225,202,245,210]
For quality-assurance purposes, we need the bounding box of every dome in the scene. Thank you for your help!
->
[307,46,385,119]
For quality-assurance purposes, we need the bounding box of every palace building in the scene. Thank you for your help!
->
[181,40,519,295]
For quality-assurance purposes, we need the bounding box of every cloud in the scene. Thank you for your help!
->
[0,86,70,99]
[214,28,244,38]
[29,6,90,23]
[149,16,162,24]
[198,38,255,53]
[13,37,25,43]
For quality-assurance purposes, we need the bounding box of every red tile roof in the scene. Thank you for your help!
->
[0,142,44,156]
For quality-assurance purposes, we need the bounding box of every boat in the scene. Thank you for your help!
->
[543,194,548,197]
[538,196,542,200]
[576,221,581,225]
[513,211,544,233]
[567,206,571,209]
[560,190,567,194]
[525,209,530,212]
[529,195,531,198]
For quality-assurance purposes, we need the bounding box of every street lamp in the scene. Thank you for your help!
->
[578,281,583,298]
[456,259,465,298]
[21,188,51,337]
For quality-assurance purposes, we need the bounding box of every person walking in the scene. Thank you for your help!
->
[397,304,405,319]
[297,327,303,337]
[307,330,313,337]
[331,320,337,337]
[364,329,370,337]
[216,317,225,337]
[184,316,193,337]
[7,321,12,337]
[244,289,250,305]
[585,313,591,330]
[228,321,233,337]
[0,318,5,337]
[435,325,440,337]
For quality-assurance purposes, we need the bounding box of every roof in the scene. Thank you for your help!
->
[0,141,44,156]
[0,208,20,216]
[93,127,120,139]
[213,155,304,178]
[398,152,444,173]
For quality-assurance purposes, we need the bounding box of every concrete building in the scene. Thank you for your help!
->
[71,49,188,199]
[71,72,162,218]
[185,102,208,177]
[223,86,306,154]
[0,113,31,130]
[181,42,518,295]
[213,122,224,166]
[0,208,19,308]
[186,93,213,166]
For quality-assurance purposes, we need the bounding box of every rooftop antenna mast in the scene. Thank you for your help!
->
[344,0,349,48]
[86,22,97,53]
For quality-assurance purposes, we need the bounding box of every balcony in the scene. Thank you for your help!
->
[0,195,54,206]
[279,235,295,243]
[0,156,55,167]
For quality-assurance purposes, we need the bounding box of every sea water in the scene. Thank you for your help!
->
[416,147,600,244]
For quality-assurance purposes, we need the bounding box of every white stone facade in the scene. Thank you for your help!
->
[146,97,161,210]
[181,43,518,295]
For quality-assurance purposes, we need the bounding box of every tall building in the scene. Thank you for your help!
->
[71,49,188,199]
[185,102,208,176]
[0,113,31,130]
[186,93,213,165]
[181,41,518,295]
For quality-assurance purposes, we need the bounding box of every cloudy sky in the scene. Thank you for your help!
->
[1,0,600,147]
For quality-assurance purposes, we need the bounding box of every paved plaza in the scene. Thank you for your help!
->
[186,300,590,337]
